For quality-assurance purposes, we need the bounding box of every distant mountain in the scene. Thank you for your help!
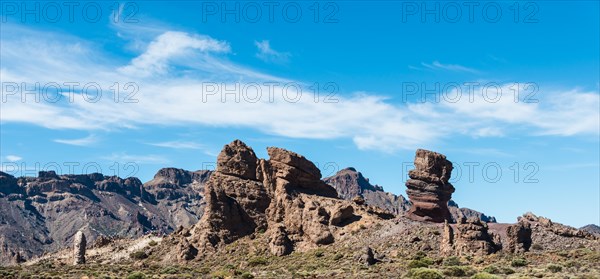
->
[324,167,496,223]
[0,169,210,265]
[580,224,600,235]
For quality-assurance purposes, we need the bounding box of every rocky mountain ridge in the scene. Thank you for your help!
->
[0,168,211,265]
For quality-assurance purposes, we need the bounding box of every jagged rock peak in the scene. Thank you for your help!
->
[267,147,321,179]
[216,139,259,180]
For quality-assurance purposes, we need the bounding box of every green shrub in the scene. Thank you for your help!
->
[126,272,146,279]
[500,267,515,275]
[443,266,473,277]
[210,270,229,279]
[471,272,501,279]
[413,251,428,260]
[547,264,563,273]
[247,257,268,266]
[408,257,434,268]
[241,272,254,279]
[482,265,500,274]
[443,256,461,266]
[511,258,527,267]
[315,250,324,257]
[333,253,343,260]
[408,268,444,279]
[129,251,148,260]
[161,266,179,274]
[148,240,158,247]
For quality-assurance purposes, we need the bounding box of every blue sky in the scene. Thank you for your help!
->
[1,1,598,227]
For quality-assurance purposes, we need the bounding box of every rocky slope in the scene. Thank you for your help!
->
[0,168,210,265]
[324,167,496,222]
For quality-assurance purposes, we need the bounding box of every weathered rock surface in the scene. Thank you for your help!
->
[72,231,86,265]
[505,220,532,253]
[355,246,376,266]
[184,140,378,258]
[405,149,455,222]
[441,217,499,256]
[325,167,495,222]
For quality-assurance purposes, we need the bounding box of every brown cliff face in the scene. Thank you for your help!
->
[405,149,455,223]
[186,140,373,258]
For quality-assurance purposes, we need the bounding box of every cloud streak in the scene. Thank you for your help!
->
[54,135,97,146]
[420,61,481,74]
[255,40,290,64]
[1,24,598,153]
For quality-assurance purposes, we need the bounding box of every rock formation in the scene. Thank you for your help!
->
[186,140,374,258]
[356,246,376,266]
[325,168,495,222]
[441,217,499,256]
[505,220,532,253]
[405,149,455,222]
[73,231,86,265]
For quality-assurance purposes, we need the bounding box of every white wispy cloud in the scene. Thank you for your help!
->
[102,153,170,164]
[5,155,22,162]
[54,135,97,146]
[119,31,231,77]
[147,140,203,149]
[1,24,598,153]
[255,40,290,64]
[420,61,480,74]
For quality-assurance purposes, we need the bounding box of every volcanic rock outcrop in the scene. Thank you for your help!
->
[186,140,372,258]
[441,217,500,256]
[505,220,532,253]
[72,231,86,265]
[405,149,455,222]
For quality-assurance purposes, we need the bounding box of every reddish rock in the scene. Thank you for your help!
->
[405,149,455,223]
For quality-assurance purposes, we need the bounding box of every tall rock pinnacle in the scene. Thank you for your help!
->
[405,149,455,222]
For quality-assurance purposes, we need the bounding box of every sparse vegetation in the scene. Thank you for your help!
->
[471,272,500,279]
[511,257,528,267]
[148,240,158,247]
[408,257,434,268]
[443,256,461,266]
[443,266,474,277]
[247,256,268,267]
[547,264,563,273]
[126,272,146,279]
[129,250,148,260]
[408,268,444,279]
